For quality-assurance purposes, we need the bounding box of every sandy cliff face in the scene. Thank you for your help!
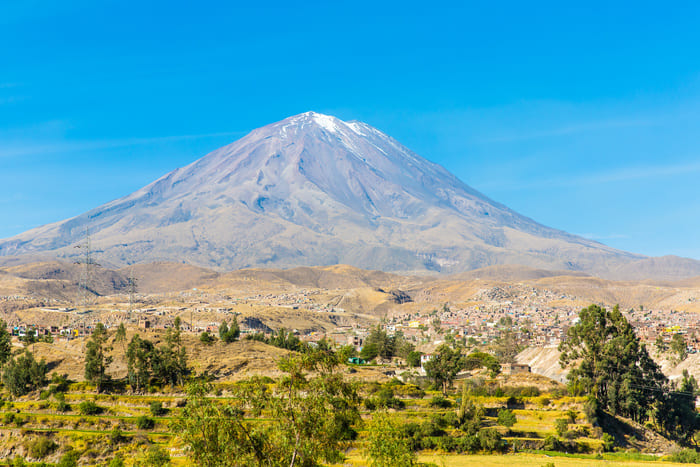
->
[1,112,697,279]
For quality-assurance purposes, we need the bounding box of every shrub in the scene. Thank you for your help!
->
[78,401,102,415]
[365,387,404,410]
[26,437,58,458]
[543,435,564,451]
[430,395,452,408]
[136,416,155,430]
[135,444,170,466]
[602,432,615,452]
[50,398,68,412]
[149,401,168,416]
[670,448,700,463]
[199,332,215,344]
[554,418,568,436]
[110,426,125,445]
[56,449,80,467]
[497,408,517,427]
[478,428,505,453]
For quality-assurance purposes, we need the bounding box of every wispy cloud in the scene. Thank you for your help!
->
[0,131,246,158]
[479,159,700,191]
[575,233,631,241]
[480,117,658,143]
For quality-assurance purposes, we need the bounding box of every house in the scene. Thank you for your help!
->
[501,363,531,375]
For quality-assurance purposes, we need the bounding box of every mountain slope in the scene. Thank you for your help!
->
[1,111,694,278]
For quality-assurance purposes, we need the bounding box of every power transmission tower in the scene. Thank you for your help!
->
[74,228,97,310]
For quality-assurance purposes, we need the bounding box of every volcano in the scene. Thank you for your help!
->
[2,111,696,279]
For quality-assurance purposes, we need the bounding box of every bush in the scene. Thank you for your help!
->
[430,395,453,408]
[555,418,568,436]
[199,332,215,344]
[543,435,564,451]
[497,408,517,427]
[56,450,80,467]
[392,383,424,399]
[149,401,168,416]
[135,444,170,466]
[136,416,155,430]
[602,432,615,452]
[78,401,102,415]
[364,387,404,410]
[670,448,700,463]
[110,426,125,445]
[26,437,58,458]
[478,428,505,452]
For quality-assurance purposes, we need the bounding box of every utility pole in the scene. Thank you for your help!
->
[74,227,97,310]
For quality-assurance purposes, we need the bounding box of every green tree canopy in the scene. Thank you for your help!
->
[219,316,241,343]
[559,304,667,423]
[176,349,360,466]
[424,344,465,395]
[84,323,113,393]
[363,411,415,467]
[2,350,48,397]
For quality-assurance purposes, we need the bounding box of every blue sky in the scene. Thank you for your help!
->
[2,1,700,259]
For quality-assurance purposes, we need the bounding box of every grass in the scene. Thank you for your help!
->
[337,451,691,466]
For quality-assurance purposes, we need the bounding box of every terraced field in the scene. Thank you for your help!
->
[0,380,630,466]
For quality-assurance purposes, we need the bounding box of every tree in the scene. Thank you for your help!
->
[126,330,188,390]
[84,323,113,393]
[2,351,48,397]
[0,319,12,367]
[127,334,153,392]
[337,345,358,363]
[364,411,415,467]
[360,342,379,361]
[22,328,37,349]
[254,352,360,466]
[363,325,393,359]
[559,304,667,423]
[463,351,501,377]
[199,331,215,345]
[406,351,422,368]
[491,327,521,364]
[654,370,700,444]
[554,418,568,436]
[219,317,241,344]
[269,328,301,351]
[176,350,360,466]
[174,380,266,466]
[424,344,464,395]
[654,334,667,353]
[671,333,688,363]
[114,323,128,371]
[155,318,188,386]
